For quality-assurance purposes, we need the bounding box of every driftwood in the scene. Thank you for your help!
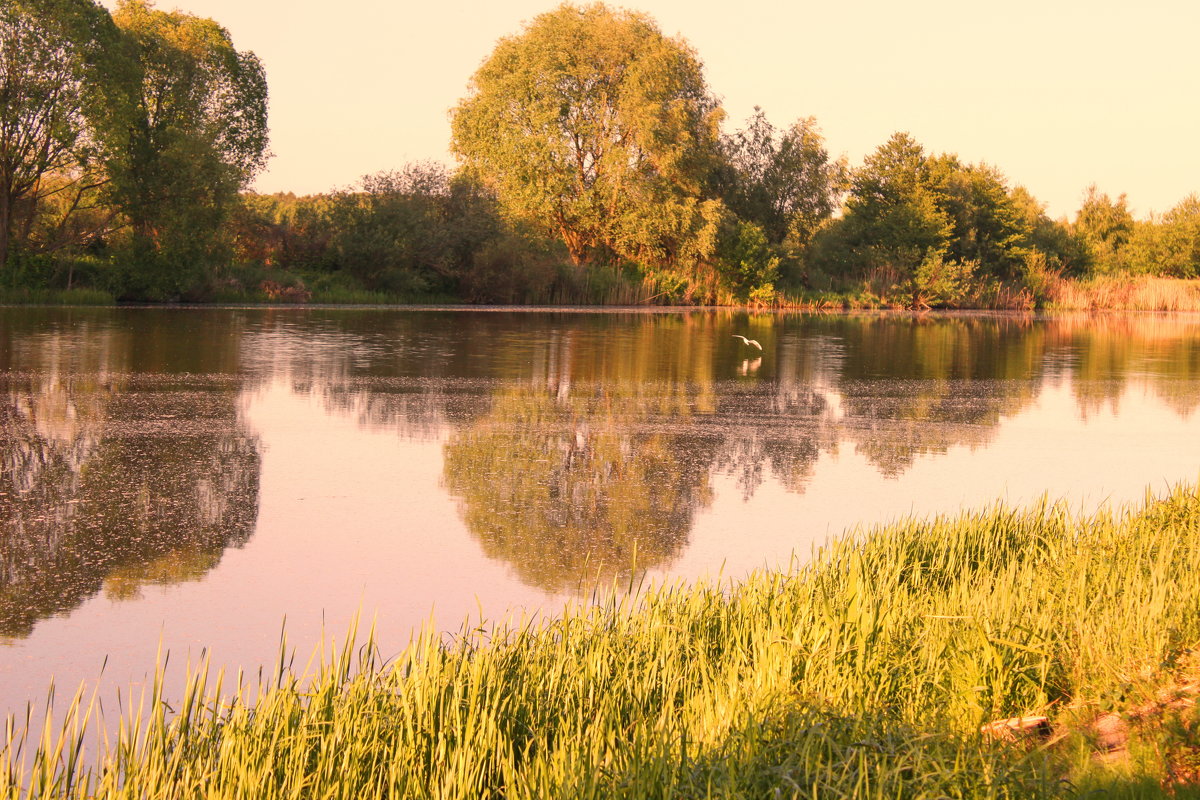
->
[979,715,1051,743]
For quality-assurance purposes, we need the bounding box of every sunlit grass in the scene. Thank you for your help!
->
[1048,275,1200,311]
[4,484,1200,797]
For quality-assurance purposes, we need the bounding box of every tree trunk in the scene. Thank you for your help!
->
[560,225,585,266]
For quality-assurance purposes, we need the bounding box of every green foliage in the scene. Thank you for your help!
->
[714,218,779,301]
[0,0,121,271]
[1122,195,1200,279]
[807,133,961,306]
[1073,184,1135,273]
[451,2,724,277]
[927,156,1031,279]
[807,133,1095,307]
[1008,185,1091,275]
[1017,250,1061,306]
[839,133,956,286]
[0,286,112,305]
[901,254,978,309]
[324,164,500,295]
[228,192,336,271]
[104,0,268,299]
[1156,195,1200,278]
[717,109,847,249]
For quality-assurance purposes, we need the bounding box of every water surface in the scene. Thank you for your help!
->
[2,308,1199,718]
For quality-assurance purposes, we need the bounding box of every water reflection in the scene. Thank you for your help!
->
[442,385,717,591]
[1,308,1199,645]
[0,328,260,639]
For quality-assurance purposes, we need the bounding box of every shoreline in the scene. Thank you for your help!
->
[4,273,1200,313]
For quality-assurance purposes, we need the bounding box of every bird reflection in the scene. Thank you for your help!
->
[738,357,762,376]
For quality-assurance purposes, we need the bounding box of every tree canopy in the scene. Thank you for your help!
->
[106,0,268,297]
[718,109,846,248]
[0,0,120,271]
[450,2,724,274]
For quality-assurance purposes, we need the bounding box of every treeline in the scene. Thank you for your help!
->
[5,1,1199,306]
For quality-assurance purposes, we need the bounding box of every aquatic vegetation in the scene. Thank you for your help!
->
[3,483,1200,798]
[1047,275,1200,311]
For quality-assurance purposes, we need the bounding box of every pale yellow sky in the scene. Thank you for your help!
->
[102,0,1200,219]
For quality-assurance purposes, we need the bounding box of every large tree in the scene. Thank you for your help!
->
[927,156,1030,279]
[0,0,118,273]
[842,132,954,278]
[107,0,268,297]
[450,2,724,272]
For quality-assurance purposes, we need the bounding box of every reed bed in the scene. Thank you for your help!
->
[1048,275,1200,312]
[5,484,1200,798]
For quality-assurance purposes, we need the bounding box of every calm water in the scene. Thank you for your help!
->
[2,307,1200,718]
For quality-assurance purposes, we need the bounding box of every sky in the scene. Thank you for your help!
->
[100,0,1199,220]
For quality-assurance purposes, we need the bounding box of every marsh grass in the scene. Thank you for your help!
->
[4,485,1200,798]
[1048,275,1200,312]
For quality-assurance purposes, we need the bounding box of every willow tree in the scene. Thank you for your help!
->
[107,0,268,297]
[450,3,724,272]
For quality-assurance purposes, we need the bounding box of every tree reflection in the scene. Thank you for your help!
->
[1044,315,1200,418]
[443,387,716,592]
[0,375,260,640]
[831,316,1045,476]
[7,307,1200,617]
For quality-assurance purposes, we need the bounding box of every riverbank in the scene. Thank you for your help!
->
[4,484,1199,798]
[5,274,1200,312]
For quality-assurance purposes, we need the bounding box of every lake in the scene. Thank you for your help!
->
[2,307,1199,720]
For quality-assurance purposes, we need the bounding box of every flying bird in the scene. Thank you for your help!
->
[732,335,762,350]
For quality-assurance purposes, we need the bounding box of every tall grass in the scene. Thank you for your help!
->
[1048,275,1200,311]
[4,485,1200,797]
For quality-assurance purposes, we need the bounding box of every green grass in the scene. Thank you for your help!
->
[4,485,1200,798]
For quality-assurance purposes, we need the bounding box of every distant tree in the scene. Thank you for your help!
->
[808,134,1104,305]
[1158,195,1200,278]
[827,133,959,306]
[713,218,779,302]
[106,0,268,298]
[1121,194,1200,278]
[0,0,119,273]
[1008,185,1091,275]
[450,3,724,276]
[1073,185,1134,273]
[927,156,1030,279]
[325,164,502,296]
[717,109,847,248]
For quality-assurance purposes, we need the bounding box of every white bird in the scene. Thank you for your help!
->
[732,334,762,351]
